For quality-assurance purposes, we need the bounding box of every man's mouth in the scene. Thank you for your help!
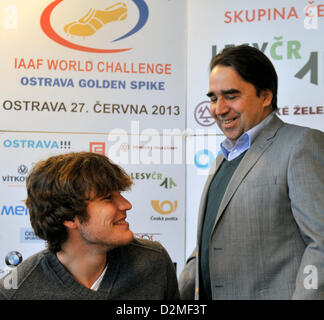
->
[220,116,239,127]
[114,219,128,225]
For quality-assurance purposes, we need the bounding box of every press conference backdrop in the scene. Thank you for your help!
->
[1,0,324,279]
[0,0,186,277]
[186,0,324,259]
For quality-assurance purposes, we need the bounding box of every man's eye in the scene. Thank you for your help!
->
[103,195,112,201]
[210,97,217,103]
[226,95,237,100]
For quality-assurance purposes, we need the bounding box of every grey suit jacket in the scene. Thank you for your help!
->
[179,115,324,299]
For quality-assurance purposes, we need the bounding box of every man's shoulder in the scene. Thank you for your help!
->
[278,120,324,142]
[262,114,322,140]
[0,250,46,299]
[127,238,165,254]
[111,239,172,274]
[117,238,175,276]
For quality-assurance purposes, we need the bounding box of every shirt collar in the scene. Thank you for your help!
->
[220,112,274,160]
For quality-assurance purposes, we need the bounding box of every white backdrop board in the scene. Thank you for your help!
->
[0,0,186,278]
[185,0,324,258]
[1,0,324,281]
[0,130,186,276]
[0,0,185,133]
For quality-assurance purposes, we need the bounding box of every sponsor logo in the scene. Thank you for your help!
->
[130,172,177,189]
[151,200,177,215]
[2,164,29,185]
[194,101,215,127]
[224,6,299,24]
[40,0,149,53]
[20,228,44,243]
[212,37,322,86]
[134,233,160,241]
[0,205,29,216]
[2,139,71,149]
[17,164,28,175]
[223,3,324,26]
[159,177,177,189]
[89,141,106,155]
[194,149,215,169]
[150,200,178,223]
[120,143,130,152]
[277,105,324,116]
[5,251,23,267]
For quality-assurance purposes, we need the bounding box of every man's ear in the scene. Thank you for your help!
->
[63,218,78,229]
[261,89,273,108]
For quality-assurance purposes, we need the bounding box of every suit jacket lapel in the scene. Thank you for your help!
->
[213,115,284,228]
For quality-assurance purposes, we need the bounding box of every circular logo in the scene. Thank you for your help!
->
[5,251,23,267]
[194,101,216,127]
[120,143,130,152]
[17,164,28,175]
[194,149,215,169]
[151,200,177,215]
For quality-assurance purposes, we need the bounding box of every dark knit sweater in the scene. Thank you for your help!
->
[200,152,246,299]
[0,238,179,300]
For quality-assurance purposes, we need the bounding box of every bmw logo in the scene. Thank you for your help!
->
[5,251,23,267]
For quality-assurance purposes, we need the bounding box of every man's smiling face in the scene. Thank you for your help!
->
[208,65,273,143]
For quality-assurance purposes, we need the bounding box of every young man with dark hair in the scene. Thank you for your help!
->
[0,152,180,300]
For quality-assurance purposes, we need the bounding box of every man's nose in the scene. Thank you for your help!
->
[210,97,230,117]
[117,193,132,211]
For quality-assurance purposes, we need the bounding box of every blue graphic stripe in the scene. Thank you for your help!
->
[113,0,149,42]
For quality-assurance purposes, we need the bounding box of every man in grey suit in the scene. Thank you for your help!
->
[179,45,324,300]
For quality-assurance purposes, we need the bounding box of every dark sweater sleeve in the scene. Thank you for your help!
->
[0,289,8,300]
[0,273,11,300]
[159,245,180,300]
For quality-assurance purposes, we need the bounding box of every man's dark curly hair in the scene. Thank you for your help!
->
[25,152,132,253]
